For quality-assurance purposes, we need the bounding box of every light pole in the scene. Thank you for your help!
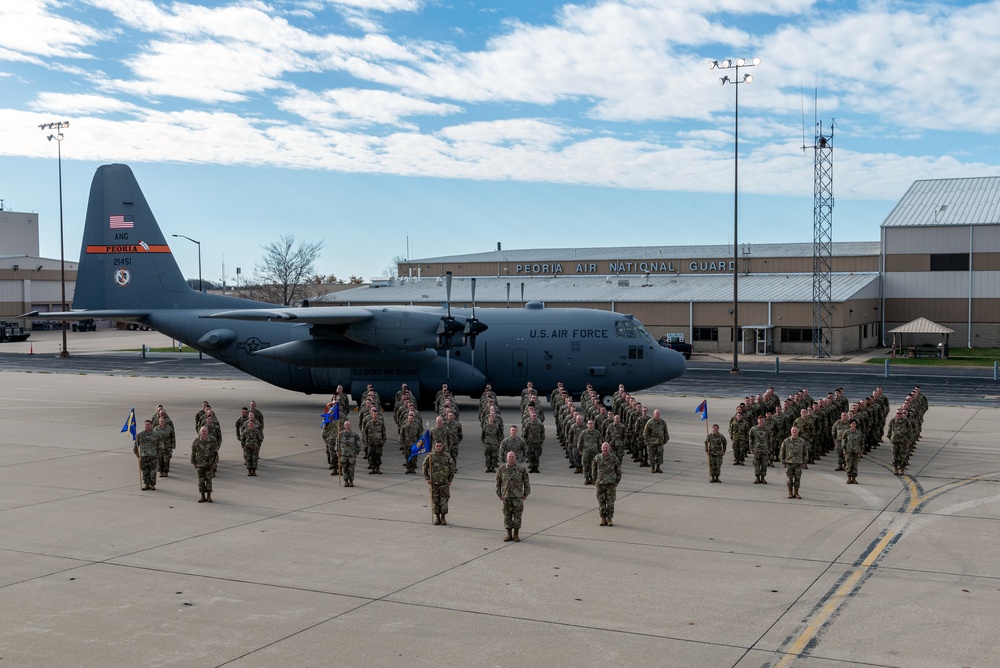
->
[172,234,202,292]
[39,121,70,358]
[709,56,760,374]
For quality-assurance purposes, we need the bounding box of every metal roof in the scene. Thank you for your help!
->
[881,177,1000,228]
[887,317,954,335]
[316,273,880,305]
[407,241,880,264]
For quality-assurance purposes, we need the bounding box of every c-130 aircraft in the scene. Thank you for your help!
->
[28,164,686,403]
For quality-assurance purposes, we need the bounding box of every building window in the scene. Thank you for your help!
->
[693,328,718,341]
[930,253,969,271]
[780,328,814,343]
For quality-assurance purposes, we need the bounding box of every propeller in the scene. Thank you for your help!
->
[436,271,463,348]
[464,277,489,367]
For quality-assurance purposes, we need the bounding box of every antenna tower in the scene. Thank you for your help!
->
[806,116,835,357]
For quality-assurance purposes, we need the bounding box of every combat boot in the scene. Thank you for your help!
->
[513,529,520,542]
[787,485,794,499]
[434,515,441,525]
[793,487,801,499]
[761,477,767,484]
[606,518,613,527]
[504,529,513,542]
[754,476,761,484]
[440,514,447,526]
[248,470,253,476]
[142,484,149,491]
[206,493,213,503]
[575,466,583,474]
[198,493,206,503]
[600,516,607,526]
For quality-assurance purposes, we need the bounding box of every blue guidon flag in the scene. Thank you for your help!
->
[321,403,340,425]
[121,407,137,440]
[408,430,432,462]
[695,400,708,421]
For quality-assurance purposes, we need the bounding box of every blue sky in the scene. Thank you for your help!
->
[2,0,999,285]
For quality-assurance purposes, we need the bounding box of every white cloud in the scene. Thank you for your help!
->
[276,87,461,128]
[0,0,103,62]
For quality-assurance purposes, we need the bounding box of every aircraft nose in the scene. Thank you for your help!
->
[651,345,687,385]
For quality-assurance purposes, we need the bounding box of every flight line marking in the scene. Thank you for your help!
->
[768,458,995,668]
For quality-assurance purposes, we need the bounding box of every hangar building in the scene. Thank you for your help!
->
[319,176,1000,356]
[0,209,78,325]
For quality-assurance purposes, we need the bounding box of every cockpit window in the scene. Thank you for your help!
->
[615,320,640,338]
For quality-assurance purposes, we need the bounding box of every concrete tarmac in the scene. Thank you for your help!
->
[0,348,998,666]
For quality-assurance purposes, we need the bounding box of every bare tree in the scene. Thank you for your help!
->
[384,254,406,278]
[242,235,325,306]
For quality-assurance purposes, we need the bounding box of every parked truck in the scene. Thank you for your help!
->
[0,321,31,343]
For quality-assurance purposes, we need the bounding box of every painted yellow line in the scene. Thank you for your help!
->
[772,530,896,668]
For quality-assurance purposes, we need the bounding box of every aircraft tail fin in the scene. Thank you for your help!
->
[74,164,230,311]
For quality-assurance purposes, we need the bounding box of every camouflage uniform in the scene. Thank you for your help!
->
[496,460,530,540]
[499,434,527,465]
[323,421,341,473]
[780,436,807,499]
[191,435,217,500]
[642,417,669,472]
[153,421,175,476]
[592,449,622,525]
[887,414,910,474]
[423,448,456,524]
[705,432,727,482]
[338,430,362,486]
[240,422,263,475]
[399,420,424,474]
[577,427,603,484]
[750,422,770,483]
[604,419,627,461]
[522,418,545,473]
[481,419,504,472]
[842,428,864,483]
[729,416,750,465]
[134,427,162,490]
[362,414,386,474]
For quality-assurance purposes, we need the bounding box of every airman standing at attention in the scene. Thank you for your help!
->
[235,407,250,441]
[887,408,909,475]
[444,410,463,469]
[399,412,424,474]
[750,416,769,484]
[423,441,456,525]
[429,415,455,470]
[780,426,807,499]
[481,413,503,472]
[522,411,545,473]
[154,415,175,477]
[729,411,749,465]
[705,423,727,483]
[338,420,362,486]
[191,425,217,502]
[604,413,627,461]
[592,442,622,526]
[496,451,530,542]
[577,419,603,485]
[134,419,162,491]
[363,408,386,474]
[240,416,263,476]
[499,425,527,465]
[203,413,222,476]
[643,409,669,473]
[842,419,864,484]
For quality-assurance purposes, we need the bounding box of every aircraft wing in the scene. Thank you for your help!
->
[19,309,151,321]
[201,306,375,325]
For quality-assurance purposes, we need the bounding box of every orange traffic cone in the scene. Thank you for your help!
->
[29,342,33,355]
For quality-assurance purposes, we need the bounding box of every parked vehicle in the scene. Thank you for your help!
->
[658,334,692,359]
[0,321,31,343]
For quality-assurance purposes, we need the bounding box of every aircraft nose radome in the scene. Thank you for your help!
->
[652,346,687,385]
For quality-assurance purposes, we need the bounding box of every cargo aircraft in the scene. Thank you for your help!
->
[26,164,686,402]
